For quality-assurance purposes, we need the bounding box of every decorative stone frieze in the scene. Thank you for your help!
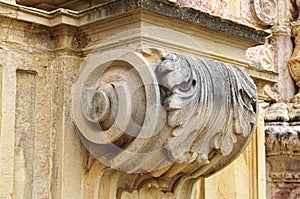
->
[288,20,300,103]
[265,126,300,191]
[265,104,300,198]
[265,125,300,155]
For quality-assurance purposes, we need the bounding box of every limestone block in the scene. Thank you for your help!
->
[0,0,15,4]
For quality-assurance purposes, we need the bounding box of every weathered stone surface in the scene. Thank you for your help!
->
[0,0,15,4]
[250,0,278,26]
[266,125,300,197]
[176,0,229,18]
[73,50,258,176]
[0,0,276,199]
[265,103,289,122]
[265,103,300,197]
[246,42,275,71]
[248,0,296,102]
[288,20,300,103]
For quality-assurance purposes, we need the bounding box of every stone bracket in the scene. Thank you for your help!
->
[72,49,259,178]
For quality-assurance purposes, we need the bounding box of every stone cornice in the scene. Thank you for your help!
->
[0,0,268,44]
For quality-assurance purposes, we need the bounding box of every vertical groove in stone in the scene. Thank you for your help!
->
[14,70,36,199]
[33,69,51,199]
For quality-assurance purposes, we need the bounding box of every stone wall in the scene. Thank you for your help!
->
[170,0,300,198]
[0,0,284,198]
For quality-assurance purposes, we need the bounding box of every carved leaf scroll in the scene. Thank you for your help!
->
[73,50,258,178]
[156,53,258,166]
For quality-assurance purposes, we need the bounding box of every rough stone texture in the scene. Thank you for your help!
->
[247,2,300,197]
[15,0,230,18]
[265,124,300,198]
[0,0,15,4]
[0,0,280,199]
[0,18,53,198]
[176,0,229,18]
[258,0,300,198]
[264,103,300,197]
[264,102,300,198]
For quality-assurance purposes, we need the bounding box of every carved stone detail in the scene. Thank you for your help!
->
[73,49,258,196]
[287,19,300,103]
[251,0,277,26]
[265,103,289,122]
[265,125,300,155]
[289,187,300,199]
[265,123,300,185]
[265,103,300,122]
[290,0,300,20]
[155,52,258,167]
[263,84,280,102]
[272,26,292,36]
[246,43,275,71]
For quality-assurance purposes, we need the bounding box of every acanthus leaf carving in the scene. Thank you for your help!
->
[156,53,258,166]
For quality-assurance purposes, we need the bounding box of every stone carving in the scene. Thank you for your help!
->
[265,103,289,122]
[156,52,258,166]
[265,125,300,187]
[73,49,258,180]
[290,0,300,20]
[263,84,280,102]
[289,187,300,199]
[265,125,300,155]
[288,20,300,103]
[251,0,277,26]
[287,1,300,103]
[246,43,275,71]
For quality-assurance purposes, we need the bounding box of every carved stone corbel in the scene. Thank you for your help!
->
[72,49,258,198]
